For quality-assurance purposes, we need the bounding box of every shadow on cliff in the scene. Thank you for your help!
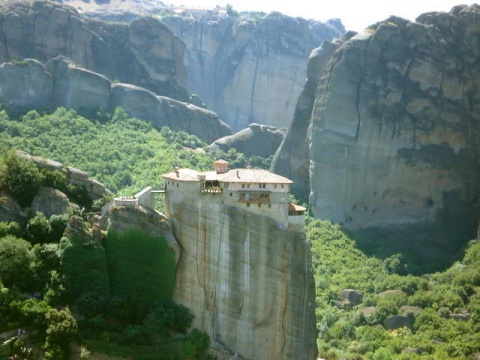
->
[350,191,479,275]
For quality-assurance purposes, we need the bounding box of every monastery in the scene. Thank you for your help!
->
[162,160,306,230]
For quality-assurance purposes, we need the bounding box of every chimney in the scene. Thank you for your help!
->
[214,159,229,174]
[175,166,180,177]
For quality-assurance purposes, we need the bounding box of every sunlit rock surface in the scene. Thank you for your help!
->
[273,5,480,256]
[167,195,317,359]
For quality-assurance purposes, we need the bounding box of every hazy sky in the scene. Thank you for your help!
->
[166,0,472,31]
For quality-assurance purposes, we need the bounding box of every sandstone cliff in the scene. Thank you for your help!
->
[166,193,317,359]
[165,13,344,130]
[273,5,480,257]
[0,0,188,100]
[0,58,232,143]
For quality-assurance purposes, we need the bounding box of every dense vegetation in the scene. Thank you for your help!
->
[308,220,480,359]
[0,147,213,358]
[0,107,271,196]
[1,107,480,359]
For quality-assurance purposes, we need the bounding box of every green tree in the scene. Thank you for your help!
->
[0,150,42,207]
[0,235,33,290]
[27,212,52,244]
[44,307,78,360]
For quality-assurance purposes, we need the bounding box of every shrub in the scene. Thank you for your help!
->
[0,235,33,290]
[49,214,68,242]
[41,169,67,191]
[31,243,61,288]
[60,237,110,301]
[0,221,20,237]
[0,150,42,207]
[144,301,194,334]
[105,229,176,306]
[26,212,52,244]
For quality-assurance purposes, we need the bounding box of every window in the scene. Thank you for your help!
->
[262,184,266,189]
[258,184,262,189]
[281,184,284,189]
[258,203,261,208]
[268,204,272,208]
[274,184,277,189]
[176,183,179,187]
[242,184,245,189]
[247,184,250,189]
[230,193,232,197]
[247,203,250,207]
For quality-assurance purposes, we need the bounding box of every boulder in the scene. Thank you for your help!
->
[64,215,93,244]
[384,315,414,330]
[210,123,286,158]
[359,306,376,317]
[340,289,364,305]
[30,187,79,218]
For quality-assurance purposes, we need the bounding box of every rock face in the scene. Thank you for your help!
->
[165,13,344,130]
[104,205,181,265]
[0,58,232,143]
[166,196,317,359]
[210,123,286,158]
[30,187,79,218]
[273,6,480,255]
[0,0,188,101]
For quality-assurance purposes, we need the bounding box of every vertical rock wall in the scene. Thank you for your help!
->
[166,14,344,130]
[273,5,480,259]
[167,193,317,359]
[0,0,189,100]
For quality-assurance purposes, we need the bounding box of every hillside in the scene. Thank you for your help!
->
[308,220,480,359]
[0,107,267,196]
[0,148,213,359]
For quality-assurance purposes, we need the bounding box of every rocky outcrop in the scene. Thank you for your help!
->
[0,0,188,100]
[17,150,111,201]
[273,5,480,256]
[0,192,23,223]
[104,205,181,265]
[0,58,232,143]
[165,13,344,130]
[384,315,414,330]
[210,123,286,158]
[166,195,317,359]
[30,187,79,218]
[340,289,364,305]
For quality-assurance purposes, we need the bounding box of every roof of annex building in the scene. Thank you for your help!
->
[163,168,293,184]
